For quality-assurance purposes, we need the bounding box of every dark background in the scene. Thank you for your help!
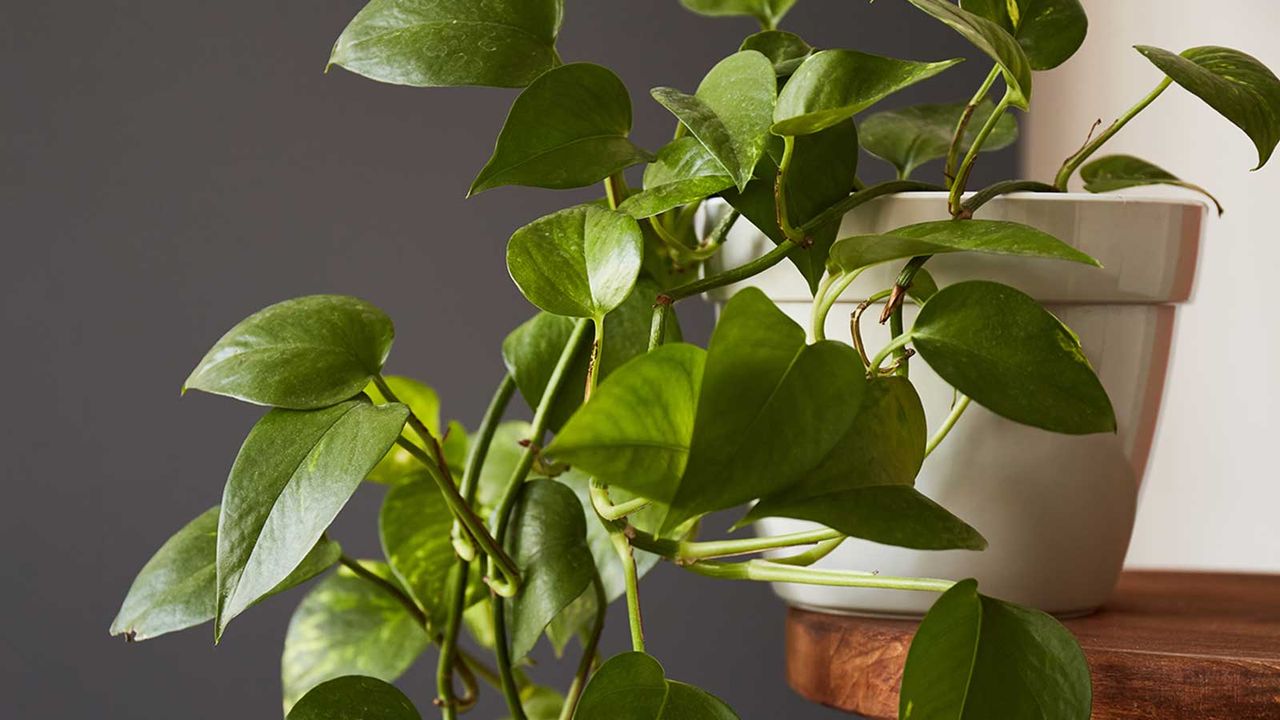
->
[2,2,1013,717]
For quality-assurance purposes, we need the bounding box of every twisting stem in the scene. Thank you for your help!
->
[869,334,913,374]
[770,536,847,567]
[593,494,651,521]
[630,527,845,562]
[687,559,956,593]
[962,180,1061,216]
[850,288,894,368]
[926,394,972,458]
[559,576,608,720]
[946,65,1002,185]
[774,135,804,243]
[811,270,862,341]
[950,90,1015,216]
[1055,78,1173,190]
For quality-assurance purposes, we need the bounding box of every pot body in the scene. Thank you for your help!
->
[704,192,1205,616]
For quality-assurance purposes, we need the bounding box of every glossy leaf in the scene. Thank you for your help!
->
[329,0,562,89]
[507,205,644,321]
[110,507,339,642]
[1082,155,1224,216]
[740,30,814,77]
[1137,45,1280,169]
[545,585,597,657]
[651,51,777,190]
[215,400,409,638]
[900,580,1091,720]
[545,344,705,502]
[860,101,1018,178]
[723,120,861,291]
[469,64,652,195]
[910,281,1115,435]
[378,478,455,628]
[184,295,394,410]
[904,0,1033,108]
[960,0,1088,70]
[282,563,430,712]
[827,219,1099,275]
[287,676,420,720]
[364,376,441,485]
[618,138,735,219]
[745,379,985,550]
[773,49,963,135]
[576,652,739,720]
[678,0,798,30]
[476,421,536,510]
[504,479,596,661]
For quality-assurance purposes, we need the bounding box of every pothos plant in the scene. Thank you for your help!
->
[112,1,1280,719]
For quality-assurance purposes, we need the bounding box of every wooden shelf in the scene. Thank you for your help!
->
[786,571,1280,719]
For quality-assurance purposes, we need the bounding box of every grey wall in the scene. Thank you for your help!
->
[1,2,1014,717]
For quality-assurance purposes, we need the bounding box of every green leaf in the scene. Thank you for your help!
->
[827,219,1099,275]
[287,676,420,720]
[618,138,735,219]
[900,580,1091,720]
[909,267,941,303]
[378,479,455,629]
[504,479,597,661]
[960,0,1088,70]
[678,0,798,30]
[723,121,861,291]
[910,281,1115,435]
[469,64,652,195]
[184,295,394,410]
[474,421,536,511]
[773,49,963,136]
[740,30,814,77]
[744,379,984,550]
[1081,155,1224,216]
[860,101,1018,178]
[365,376,441,485]
[545,344,705,503]
[282,563,430,713]
[507,205,644,321]
[110,507,339,642]
[441,420,469,478]
[329,0,562,89]
[503,280,682,433]
[651,51,778,190]
[576,652,739,720]
[508,685,565,720]
[903,0,1033,109]
[1137,45,1280,170]
[215,400,409,638]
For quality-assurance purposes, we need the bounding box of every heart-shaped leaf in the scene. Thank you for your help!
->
[470,63,652,195]
[576,652,739,719]
[1082,155,1223,215]
[900,580,1091,720]
[910,281,1115,435]
[904,0,1033,109]
[960,0,1088,70]
[378,478,456,629]
[740,30,814,77]
[860,101,1018,179]
[215,400,409,638]
[619,138,735,219]
[1137,45,1280,169]
[364,376,441,485]
[184,295,394,410]
[329,0,562,89]
[652,51,778,190]
[773,49,963,135]
[744,379,985,551]
[828,219,1098,275]
[503,280,681,432]
[507,205,644,321]
[723,120,861,291]
[282,562,430,712]
[678,0,799,30]
[287,676,421,720]
[110,507,339,642]
[504,479,597,661]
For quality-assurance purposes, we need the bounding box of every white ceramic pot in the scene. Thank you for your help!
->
[703,192,1205,617]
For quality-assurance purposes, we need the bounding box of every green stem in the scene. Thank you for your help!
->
[558,575,608,720]
[775,135,804,242]
[687,558,955,593]
[592,494,651,521]
[950,90,1015,216]
[339,555,426,626]
[946,65,1002,185]
[926,394,972,458]
[1055,78,1173,190]
[769,536,847,567]
[799,180,942,236]
[491,591,526,720]
[629,527,844,562]
[585,317,604,401]
[868,333,913,374]
[612,522,646,652]
[605,173,629,210]
[961,180,1061,216]
[700,207,740,253]
[811,270,862,341]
